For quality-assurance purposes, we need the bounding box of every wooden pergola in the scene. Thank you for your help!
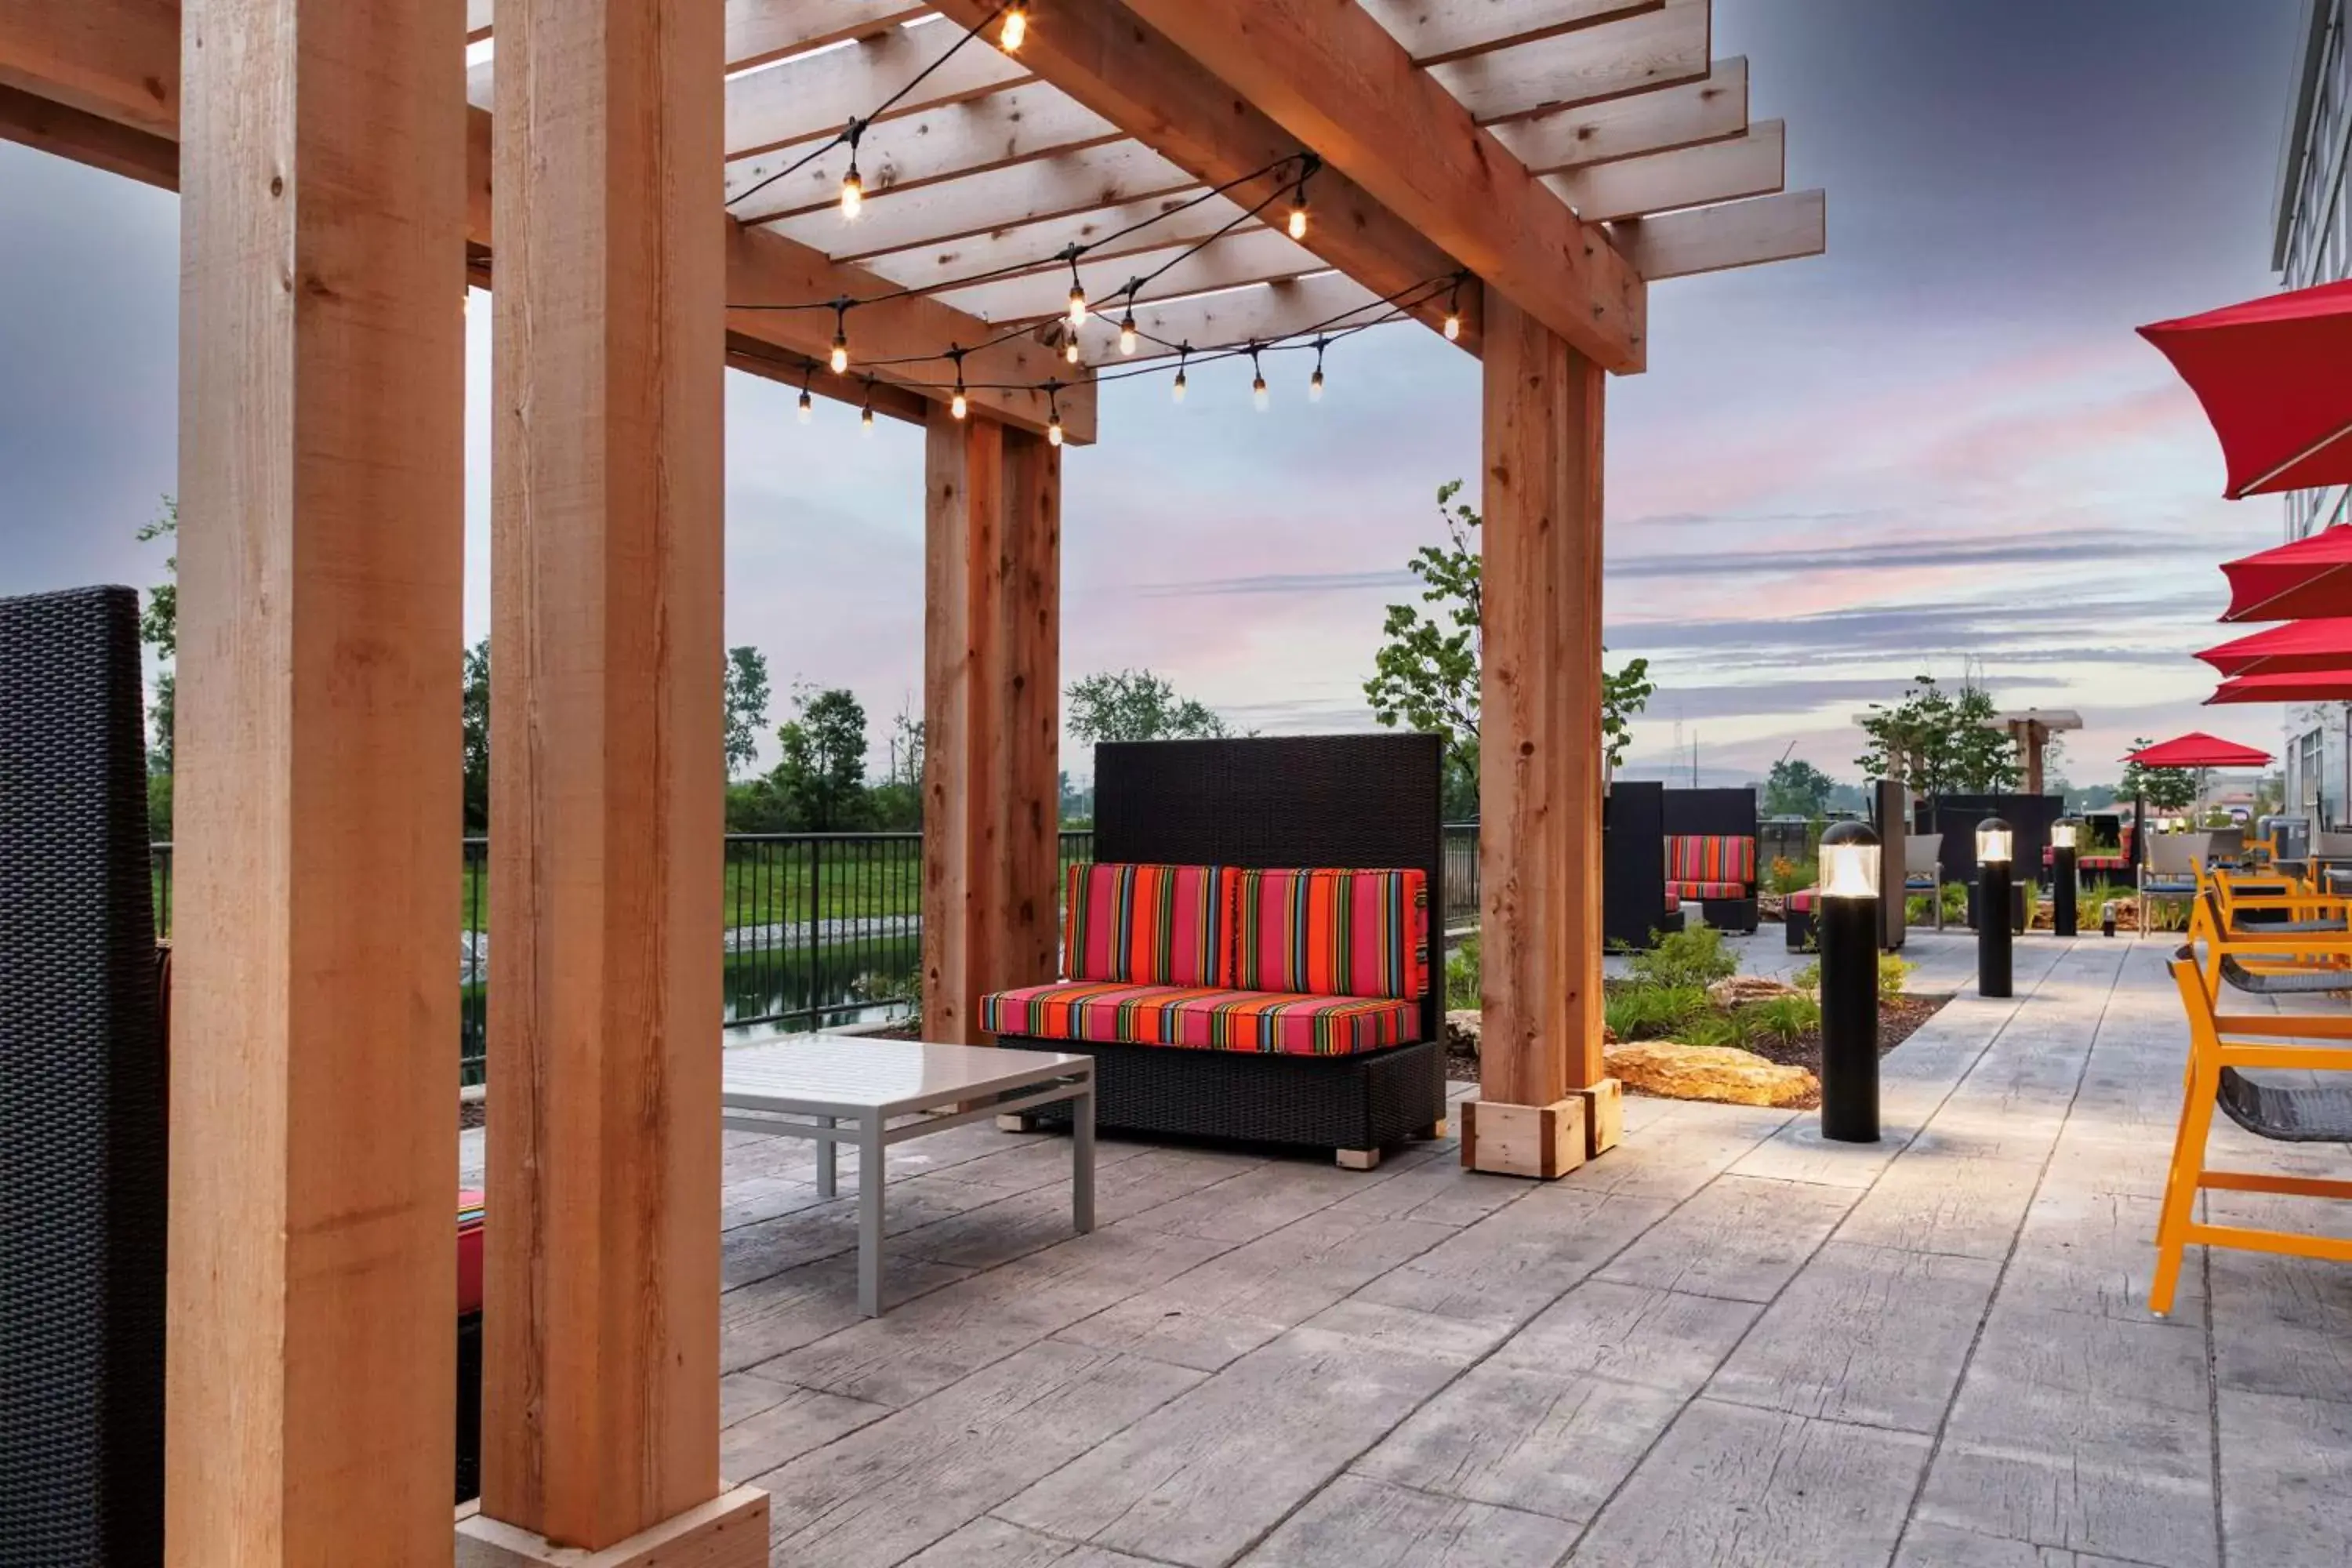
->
[1,1,1821,1560]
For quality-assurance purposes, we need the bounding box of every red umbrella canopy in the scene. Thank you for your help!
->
[2209,671,2352,706]
[2197,618,2352,677]
[2218,528,2352,622]
[2122,732,2275,768]
[2140,278,2352,499]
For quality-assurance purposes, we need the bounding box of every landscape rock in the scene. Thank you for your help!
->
[1603,1040,1818,1109]
[1444,1010,1482,1053]
[1708,975,1806,1007]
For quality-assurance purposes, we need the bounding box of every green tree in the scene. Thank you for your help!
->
[462,638,492,831]
[724,646,772,780]
[1065,669,1230,745]
[868,695,924,831]
[773,684,870,829]
[2120,738,2198,812]
[137,497,177,776]
[1857,675,2019,804]
[1364,479,1653,807]
[1763,758,1837,817]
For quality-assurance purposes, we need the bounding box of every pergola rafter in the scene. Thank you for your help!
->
[0,0,1828,1557]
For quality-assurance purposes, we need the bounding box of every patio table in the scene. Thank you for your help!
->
[720,1035,1094,1316]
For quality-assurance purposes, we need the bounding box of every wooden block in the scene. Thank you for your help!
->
[1338,1149,1384,1171]
[996,1112,1037,1133]
[1460,1098,1588,1179]
[457,1485,768,1568]
[1574,1078,1625,1159]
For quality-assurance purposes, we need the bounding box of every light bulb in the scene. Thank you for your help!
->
[861,404,875,434]
[1171,368,1187,402]
[1252,373,1269,411]
[1047,409,1064,447]
[840,167,862,220]
[1064,337,1080,365]
[1288,198,1308,241]
[951,387,968,419]
[1001,0,1027,53]
[1118,314,1138,356]
[1066,284,1087,330]
[829,332,849,374]
[1443,309,1461,342]
[1309,366,1324,401]
[797,389,812,423]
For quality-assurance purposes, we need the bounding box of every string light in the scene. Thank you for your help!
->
[797,364,814,423]
[1118,309,1138,356]
[839,119,866,220]
[948,346,968,419]
[1443,276,1463,342]
[1063,332,1081,365]
[1172,344,1190,402]
[1287,154,1317,241]
[1309,336,1327,401]
[860,379,876,434]
[1250,345,1269,412]
[1000,0,1028,53]
[1045,381,1064,447]
[829,299,851,373]
[1065,259,1088,330]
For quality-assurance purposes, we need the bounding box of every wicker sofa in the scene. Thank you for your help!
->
[1661,788,1762,933]
[982,735,1449,1169]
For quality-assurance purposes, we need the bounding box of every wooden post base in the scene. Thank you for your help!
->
[457,1486,769,1568]
[1573,1078,1624,1160]
[1459,1097,1588,1178]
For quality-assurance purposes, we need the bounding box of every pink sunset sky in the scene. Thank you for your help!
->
[0,0,2314,789]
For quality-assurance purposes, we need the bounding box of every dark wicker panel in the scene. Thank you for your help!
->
[1603,781,1671,950]
[1011,1036,1446,1152]
[1661,787,1759,838]
[0,587,168,1565]
[456,1312,483,1504]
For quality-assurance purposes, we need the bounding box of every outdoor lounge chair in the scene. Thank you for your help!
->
[2180,897,2352,998]
[2154,955,2352,1316]
[2208,868,2345,933]
[1904,833,1946,930]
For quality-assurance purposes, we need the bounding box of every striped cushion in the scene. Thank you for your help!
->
[457,1189,485,1316]
[1664,835,1756,889]
[1785,889,1817,913]
[1230,868,1428,1000]
[1063,862,1232,987]
[1668,879,1751,901]
[981,981,1417,1057]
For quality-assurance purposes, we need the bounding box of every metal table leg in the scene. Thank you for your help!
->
[857,1112,884,1317]
[816,1114,837,1198]
[1073,1071,1095,1234]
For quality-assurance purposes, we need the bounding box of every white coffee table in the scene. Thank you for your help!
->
[720,1036,1095,1316]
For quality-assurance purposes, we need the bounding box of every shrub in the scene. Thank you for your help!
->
[1743,993,1820,1047]
[1793,955,1910,997]
[1605,982,1710,1041]
[1765,855,1811,896]
[1444,935,1481,1012]
[1681,1010,1756,1050]
[1628,924,1738,990]
[1791,960,1820,994]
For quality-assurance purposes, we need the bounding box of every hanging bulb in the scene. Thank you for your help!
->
[1288,191,1308,241]
[1000,0,1028,53]
[1066,282,1088,330]
[1309,365,1324,401]
[951,386,968,419]
[829,329,850,375]
[1252,372,1269,412]
[1443,310,1461,342]
[1047,408,1064,446]
[1171,366,1187,402]
[1064,336,1081,365]
[840,163,863,220]
[797,388,813,423]
[1118,312,1138,356]
[861,401,875,434]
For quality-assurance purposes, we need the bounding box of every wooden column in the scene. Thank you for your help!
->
[922,410,1064,1045]
[165,0,465,1559]
[1461,294,1621,1178]
[464,0,766,1560]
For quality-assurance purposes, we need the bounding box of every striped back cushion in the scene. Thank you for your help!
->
[1063,863,1232,987]
[1231,868,1428,1000]
[1665,834,1756,887]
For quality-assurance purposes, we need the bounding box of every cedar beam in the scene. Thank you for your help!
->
[1608,187,1825,280]
[922,411,1063,1044]
[165,0,464,1557]
[925,0,1484,354]
[1118,0,1646,372]
[0,79,176,187]
[470,0,764,1557]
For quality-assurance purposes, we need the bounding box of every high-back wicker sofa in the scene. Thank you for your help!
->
[982,734,1449,1169]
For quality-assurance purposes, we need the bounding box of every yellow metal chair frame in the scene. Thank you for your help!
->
[2155,957,2352,1316]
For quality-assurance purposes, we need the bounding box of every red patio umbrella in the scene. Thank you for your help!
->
[2196,618,2352,677]
[2140,278,2352,499]
[2122,732,2274,768]
[2209,670,2352,706]
[2217,528,2352,622]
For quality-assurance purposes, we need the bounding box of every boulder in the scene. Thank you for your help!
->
[1444,1010,1482,1053]
[1708,975,1805,1007]
[1604,1040,1817,1109]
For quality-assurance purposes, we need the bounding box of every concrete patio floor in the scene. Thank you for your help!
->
[465,930,2352,1566]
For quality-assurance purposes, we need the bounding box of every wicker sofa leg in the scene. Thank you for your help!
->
[995,1112,1038,1133]
[1336,1148,1381,1171]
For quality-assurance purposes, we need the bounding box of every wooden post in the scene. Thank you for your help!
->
[165,0,465,1559]
[466,0,766,1559]
[1461,294,1621,1178]
[922,410,1064,1046]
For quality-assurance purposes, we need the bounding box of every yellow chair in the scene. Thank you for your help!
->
[2183,893,2352,996]
[2154,956,2352,1317]
[2206,867,2342,935]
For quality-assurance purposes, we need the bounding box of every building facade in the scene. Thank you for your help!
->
[2277,0,2351,824]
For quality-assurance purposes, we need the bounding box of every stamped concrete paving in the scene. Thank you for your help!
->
[470,930,2352,1566]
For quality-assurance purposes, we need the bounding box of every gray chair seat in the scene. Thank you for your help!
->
[2218,1068,2352,1142]
[2218,955,2352,996]
[2232,914,2347,933]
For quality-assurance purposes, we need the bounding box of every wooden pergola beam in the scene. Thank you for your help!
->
[0,79,175,187]
[470,1,930,68]
[1494,56,1747,174]
[1426,0,1709,124]
[1361,0,1663,67]
[927,0,1485,354]
[1070,270,1381,365]
[1550,118,1781,223]
[0,0,1094,441]
[934,227,1323,325]
[1609,187,1824,279]
[1116,0,1646,370]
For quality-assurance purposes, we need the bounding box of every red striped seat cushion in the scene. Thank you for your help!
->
[457,1189,485,1316]
[981,981,1417,1057]
[1063,862,1232,987]
[1230,868,1428,1000]
[1667,879,1751,900]
[1664,835,1756,891]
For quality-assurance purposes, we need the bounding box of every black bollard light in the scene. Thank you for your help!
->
[2051,817,2079,938]
[1977,816,2013,998]
[1817,820,1882,1143]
